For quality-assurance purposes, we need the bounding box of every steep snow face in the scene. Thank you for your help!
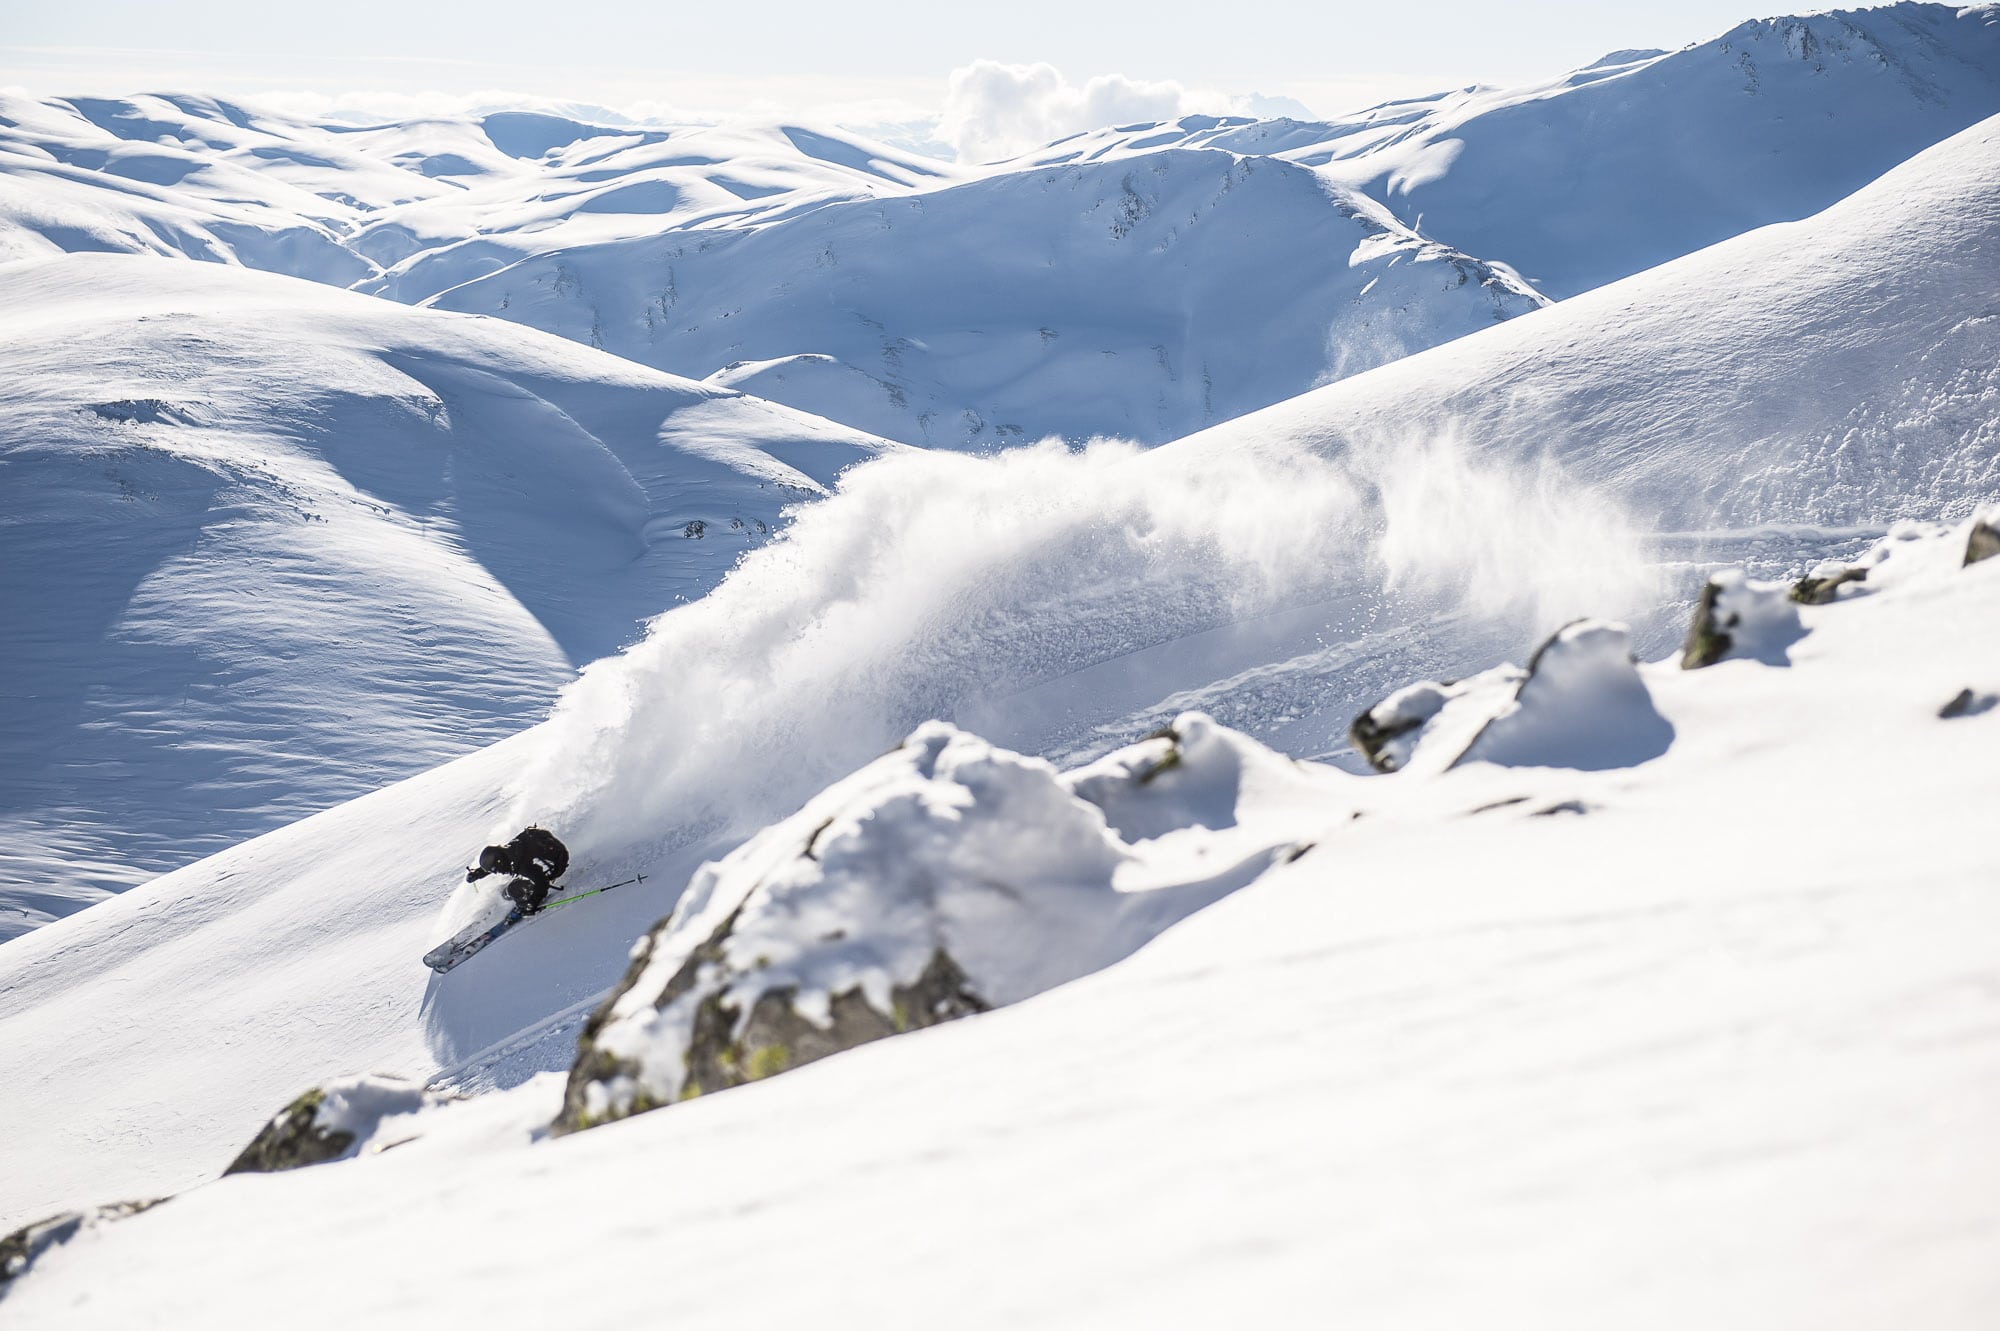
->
[1340,3,2000,297]
[1179,110,2000,535]
[413,150,1545,448]
[0,254,895,936]
[6,515,1999,1328]
[1030,3,2000,299]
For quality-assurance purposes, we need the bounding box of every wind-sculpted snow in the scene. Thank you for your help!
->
[0,254,895,935]
[353,121,963,297]
[0,92,477,280]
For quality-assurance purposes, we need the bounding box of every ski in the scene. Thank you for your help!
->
[422,873,648,975]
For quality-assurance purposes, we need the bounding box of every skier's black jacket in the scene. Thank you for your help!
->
[466,826,569,888]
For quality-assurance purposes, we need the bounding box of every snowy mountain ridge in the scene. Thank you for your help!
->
[1023,2,2000,297]
[5,4,1996,451]
[410,148,1546,448]
[0,93,955,278]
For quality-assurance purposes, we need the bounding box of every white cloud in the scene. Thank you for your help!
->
[936,61,1235,163]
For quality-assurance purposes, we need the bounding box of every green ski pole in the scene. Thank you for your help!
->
[544,872,647,912]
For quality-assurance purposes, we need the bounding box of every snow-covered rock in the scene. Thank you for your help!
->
[1347,666,1524,774]
[1679,571,1804,668]
[0,1200,164,1297]
[1965,511,2000,566]
[1351,621,1672,774]
[559,714,1330,1128]
[1457,621,1674,770]
[223,1075,449,1176]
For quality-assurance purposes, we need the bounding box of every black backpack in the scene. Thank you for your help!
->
[510,826,569,881]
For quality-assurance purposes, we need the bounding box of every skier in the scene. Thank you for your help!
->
[465,826,570,916]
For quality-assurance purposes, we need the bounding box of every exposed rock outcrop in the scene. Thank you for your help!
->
[1,1200,163,1296]
[1680,571,1801,669]
[559,715,1327,1133]
[224,1075,447,1176]
[1790,563,1867,605]
[1966,517,2000,567]
[1350,620,1670,774]
[1347,667,1525,775]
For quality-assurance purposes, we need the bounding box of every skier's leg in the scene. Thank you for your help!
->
[505,877,536,914]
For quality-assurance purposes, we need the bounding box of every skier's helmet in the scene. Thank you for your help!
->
[478,844,511,875]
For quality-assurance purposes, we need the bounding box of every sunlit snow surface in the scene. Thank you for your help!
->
[1024,3,2000,298]
[0,12,1999,1324]
[6,510,1999,1330]
[2,111,1998,1246]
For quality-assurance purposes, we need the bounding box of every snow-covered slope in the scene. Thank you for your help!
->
[0,254,895,936]
[0,93,953,287]
[1335,3,2000,297]
[1028,2,2000,299]
[352,120,964,293]
[415,150,1544,447]
[1190,106,2000,532]
[4,111,1997,1242]
[6,513,1998,1328]
[0,92,455,281]
[944,105,2000,766]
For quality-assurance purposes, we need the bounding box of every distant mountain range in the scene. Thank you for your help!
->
[7,4,1994,447]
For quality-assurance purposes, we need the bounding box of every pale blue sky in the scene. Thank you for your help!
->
[3,0,1780,126]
